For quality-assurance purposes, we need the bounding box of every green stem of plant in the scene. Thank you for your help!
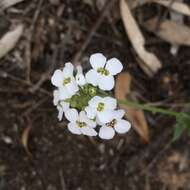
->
[118,99,179,117]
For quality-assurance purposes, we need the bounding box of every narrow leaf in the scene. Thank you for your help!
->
[0,24,24,59]
[120,0,162,77]
[115,72,150,143]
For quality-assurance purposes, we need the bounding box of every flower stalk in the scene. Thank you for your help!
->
[118,99,179,117]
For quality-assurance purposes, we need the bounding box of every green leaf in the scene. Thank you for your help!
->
[173,122,185,141]
[173,113,190,141]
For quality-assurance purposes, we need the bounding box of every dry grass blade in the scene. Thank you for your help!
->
[115,72,150,143]
[144,18,190,46]
[0,24,24,59]
[21,126,32,156]
[0,0,24,10]
[120,0,161,77]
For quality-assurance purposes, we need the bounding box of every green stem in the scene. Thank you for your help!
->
[118,99,179,117]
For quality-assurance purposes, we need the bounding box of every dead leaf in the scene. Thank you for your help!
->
[115,72,150,143]
[169,0,184,55]
[82,0,94,7]
[144,18,190,46]
[0,24,24,59]
[21,126,32,156]
[131,0,190,17]
[120,0,162,77]
[149,0,190,17]
[0,0,25,10]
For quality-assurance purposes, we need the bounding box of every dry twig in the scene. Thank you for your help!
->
[24,0,44,82]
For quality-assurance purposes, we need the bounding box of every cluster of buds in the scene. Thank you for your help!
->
[51,53,131,139]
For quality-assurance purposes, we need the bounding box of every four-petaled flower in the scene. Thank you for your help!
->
[65,109,97,136]
[86,53,123,90]
[85,96,117,124]
[51,62,79,99]
[99,109,131,140]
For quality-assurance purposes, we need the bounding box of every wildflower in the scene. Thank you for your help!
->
[53,90,70,121]
[75,65,86,86]
[85,96,117,124]
[51,62,79,99]
[85,53,123,90]
[99,109,131,140]
[65,109,97,136]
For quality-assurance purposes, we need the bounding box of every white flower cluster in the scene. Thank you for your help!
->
[51,53,131,139]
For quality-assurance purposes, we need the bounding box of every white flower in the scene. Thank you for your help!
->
[53,90,70,121]
[85,96,117,124]
[75,65,86,86]
[99,109,131,140]
[51,62,79,99]
[57,102,70,121]
[65,109,97,136]
[85,53,123,90]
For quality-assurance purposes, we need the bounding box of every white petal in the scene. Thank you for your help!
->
[114,119,131,134]
[97,110,114,124]
[106,58,123,75]
[66,81,79,95]
[53,90,59,105]
[65,108,78,122]
[104,97,117,110]
[85,69,99,86]
[87,120,96,128]
[62,62,74,77]
[60,101,70,112]
[81,127,97,136]
[65,62,74,70]
[96,117,104,126]
[51,70,63,87]
[85,106,96,119]
[59,87,72,99]
[112,109,125,120]
[79,111,86,121]
[76,73,86,86]
[99,126,115,140]
[57,105,64,121]
[88,96,102,108]
[98,75,114,91]
[78,111,95,127]
[90,53,106,70]
[68,122,81,135]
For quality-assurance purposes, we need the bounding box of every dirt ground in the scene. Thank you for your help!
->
[0,0,190,190]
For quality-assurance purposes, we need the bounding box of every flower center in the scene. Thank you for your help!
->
[106,119,117,128]
[97,67,109,76]
[63,77,71,85]
[97,102,105,112]
[76,121,87,128]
